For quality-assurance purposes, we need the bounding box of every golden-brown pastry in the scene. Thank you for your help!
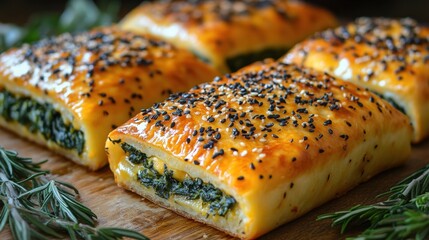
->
[106,61,412,239]
[119,0,337,73]
[283,17,429,143]
[0,27,219,170]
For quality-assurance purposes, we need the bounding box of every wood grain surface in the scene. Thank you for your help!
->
[0,127,427,240]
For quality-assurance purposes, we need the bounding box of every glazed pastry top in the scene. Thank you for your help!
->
[284,17,429,102]
[0,26,219,129]
[114,61,411,195]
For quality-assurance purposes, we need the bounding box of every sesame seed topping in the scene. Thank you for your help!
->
[135,61,394,185]
[12,27,181,122]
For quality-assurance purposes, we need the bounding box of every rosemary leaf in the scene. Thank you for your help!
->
[0,146,148,240]
[319,164,429,240]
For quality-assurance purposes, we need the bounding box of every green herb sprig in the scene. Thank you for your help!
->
[0,0,120,52]
[0,146,148,240]
[319,165,429,240]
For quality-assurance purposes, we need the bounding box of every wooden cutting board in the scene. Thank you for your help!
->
[0,127,428,240]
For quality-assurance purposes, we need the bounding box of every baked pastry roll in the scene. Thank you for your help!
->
[106,61,412,238]
[283,17,429,143]
[0,27,219,170]
[119,0,337,73]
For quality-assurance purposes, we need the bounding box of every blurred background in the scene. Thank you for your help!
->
[0,0,428,51]
[1,0,428,23]
[306,0,429,22]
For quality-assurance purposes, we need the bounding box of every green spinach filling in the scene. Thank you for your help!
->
[121,143,237,217]
[372,92,406,115]
[0,89,85,154]
[192,50,212,65]
[226,48,289,72]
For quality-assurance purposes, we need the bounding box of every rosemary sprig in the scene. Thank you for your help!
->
[0,146,148,240]
[319,164,429,240]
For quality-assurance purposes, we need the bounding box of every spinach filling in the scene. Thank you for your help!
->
[372,92,406,115]
[192,50,212,65]
[0,89,85,154]
[226,48,289,72]
[121,143,237,217]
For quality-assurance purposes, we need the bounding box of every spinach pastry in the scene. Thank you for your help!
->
[0,27,219,170]
[119,0,337,73]
[106,61,412,238]
[283,18,429,143]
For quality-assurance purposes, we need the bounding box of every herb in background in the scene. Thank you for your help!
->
[319,165,429,240]
[0,0,120,52]
[0,146,148,240]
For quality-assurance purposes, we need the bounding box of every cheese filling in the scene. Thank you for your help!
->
[0,89,85,154]
[120,142,237,217]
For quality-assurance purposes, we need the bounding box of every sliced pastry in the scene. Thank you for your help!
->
[283,17,429,143]
[0,27,219,170]
[106,61,412,239]
[119,0,337,73]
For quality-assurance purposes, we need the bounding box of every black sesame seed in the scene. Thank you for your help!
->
[232,128,239,136]
[340,134,349,140]
[323,120,332,126]
[214,133,221,140]
[108,96,116,104]
[250,163,255,170]
[212,149,224,159]
[203,141,215,149]
[268,114,280,119]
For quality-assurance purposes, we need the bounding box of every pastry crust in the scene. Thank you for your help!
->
[283,17,429,143]
[119,0,337,72]
[0,27,219,170]
[106,61,412,238]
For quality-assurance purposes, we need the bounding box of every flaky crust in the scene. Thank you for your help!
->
[120,0,337,72]
[107,61,412,238]
[283,17,429,143]
[0,27,219,170]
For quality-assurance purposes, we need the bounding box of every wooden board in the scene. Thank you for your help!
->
[0,127,428,240]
